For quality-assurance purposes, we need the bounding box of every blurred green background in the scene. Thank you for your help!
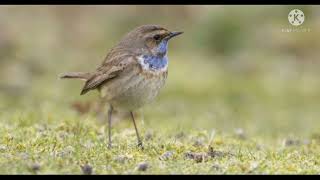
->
[1,5,320,139]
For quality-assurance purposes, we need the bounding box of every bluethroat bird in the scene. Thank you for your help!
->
[60,25,183,148]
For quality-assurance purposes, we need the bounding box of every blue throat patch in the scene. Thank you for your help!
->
[142,39,169,70]
[142,55,168,70]
[157,40,168,55]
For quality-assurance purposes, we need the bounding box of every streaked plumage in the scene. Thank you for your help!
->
[60,25,183,148]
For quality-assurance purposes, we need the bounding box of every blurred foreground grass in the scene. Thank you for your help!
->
[1,6,320,174]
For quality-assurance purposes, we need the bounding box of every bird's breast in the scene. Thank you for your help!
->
[100,55,168,111]
[107,70,168,111]
[137,54,168,73]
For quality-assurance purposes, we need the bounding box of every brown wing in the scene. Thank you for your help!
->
[80,49,137,95]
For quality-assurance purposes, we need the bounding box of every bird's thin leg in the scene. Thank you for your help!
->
[107,105,113,149]
[130,111,143,148]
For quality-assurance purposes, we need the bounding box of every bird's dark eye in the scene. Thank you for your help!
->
[153,35,161,41]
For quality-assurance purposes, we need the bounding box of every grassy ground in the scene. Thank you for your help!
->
[1,55,320,174]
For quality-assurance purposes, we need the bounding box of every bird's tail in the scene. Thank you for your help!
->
[59,72,92,81]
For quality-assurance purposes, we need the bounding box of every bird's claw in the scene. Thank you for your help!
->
[107,143,112,149]
[138,141,144,149]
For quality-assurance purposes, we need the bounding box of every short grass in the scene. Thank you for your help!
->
[1,54,320,174]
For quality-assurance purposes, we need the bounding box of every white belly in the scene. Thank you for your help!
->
[100,69,168,111]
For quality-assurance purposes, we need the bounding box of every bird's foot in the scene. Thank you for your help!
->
[107,142,112,149]
[137,141,144,150]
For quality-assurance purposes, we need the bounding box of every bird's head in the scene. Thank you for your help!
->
[118,25,183,57]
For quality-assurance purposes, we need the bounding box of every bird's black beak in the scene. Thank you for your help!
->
[168,31,183,39]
